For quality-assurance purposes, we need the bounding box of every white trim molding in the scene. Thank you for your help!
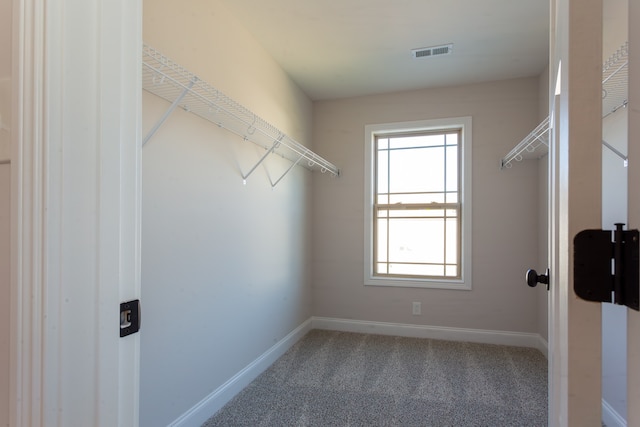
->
[11,0,142,426]
[363,117,473,290]
[11,0,47,424]
[169,319,313,427]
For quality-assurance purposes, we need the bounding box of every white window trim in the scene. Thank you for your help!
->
[364,117,472,290]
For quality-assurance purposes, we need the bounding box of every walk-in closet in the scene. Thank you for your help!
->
[2,0,638,426]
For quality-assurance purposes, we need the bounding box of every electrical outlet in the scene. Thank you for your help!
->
[412,301,421,315]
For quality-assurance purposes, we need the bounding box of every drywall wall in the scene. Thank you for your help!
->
[141,1,314,425]
[312,77,540,333]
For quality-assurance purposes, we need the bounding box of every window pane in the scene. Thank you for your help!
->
[445,218,458,263]
[386,209,446,218]
[445,265,458,277]
[446,132,458,146]
[377,263,389,274]
[377,194,390,204]
[376,218,388,262]
[446,146,458,192]
[389,192,445,204]
[389,134,445,149]
[387,218,444,264]
[377,149,389,197]
[389,263,444,276]
[389,147,444,194]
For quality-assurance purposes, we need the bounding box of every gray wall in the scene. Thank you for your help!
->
[311,77,541,333]
[140,1,315,425]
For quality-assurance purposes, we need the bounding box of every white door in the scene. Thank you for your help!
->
[11,0,142,425]
[548,0,605,425]
[549,1,640,426]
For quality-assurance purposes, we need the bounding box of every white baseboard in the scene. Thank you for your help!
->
[312,317,547,355]
[602,399,627,427]
[536,334,549,359]
[169,318,313,427]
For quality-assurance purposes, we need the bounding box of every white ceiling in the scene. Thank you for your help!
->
[221,0,550,101]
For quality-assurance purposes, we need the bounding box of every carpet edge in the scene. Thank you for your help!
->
[312,316,548,356]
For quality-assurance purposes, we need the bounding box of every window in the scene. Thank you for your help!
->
[364,118,472,289]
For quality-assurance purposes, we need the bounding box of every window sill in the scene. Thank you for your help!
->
[364,276,471,290]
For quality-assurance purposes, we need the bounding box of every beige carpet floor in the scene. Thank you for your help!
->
[203,329,548,426]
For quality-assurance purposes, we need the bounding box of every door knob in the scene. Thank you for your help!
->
[526,268,549,290]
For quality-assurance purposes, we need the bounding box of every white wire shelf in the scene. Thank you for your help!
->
[500,116,550,169]
[142,44,340,186]
[602,41,628,119]
[501,41,629,169]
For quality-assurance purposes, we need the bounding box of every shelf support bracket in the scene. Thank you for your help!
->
[143,78,196,146]
[271,153,305,188]
[242,135,284,184]
[602,139,628,166]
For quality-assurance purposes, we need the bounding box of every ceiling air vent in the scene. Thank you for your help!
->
[411,44,453,59]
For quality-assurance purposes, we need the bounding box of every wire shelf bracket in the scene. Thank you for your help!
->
[602,139,628,167]
[142,44,340,186]
[143,78,196,146]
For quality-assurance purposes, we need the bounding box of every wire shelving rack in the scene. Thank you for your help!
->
[142,44,340,186]
[501,42,629,169]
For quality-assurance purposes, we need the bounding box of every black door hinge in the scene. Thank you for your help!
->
[574,223,639,311]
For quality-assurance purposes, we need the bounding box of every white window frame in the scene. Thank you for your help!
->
[364,117,472,290]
